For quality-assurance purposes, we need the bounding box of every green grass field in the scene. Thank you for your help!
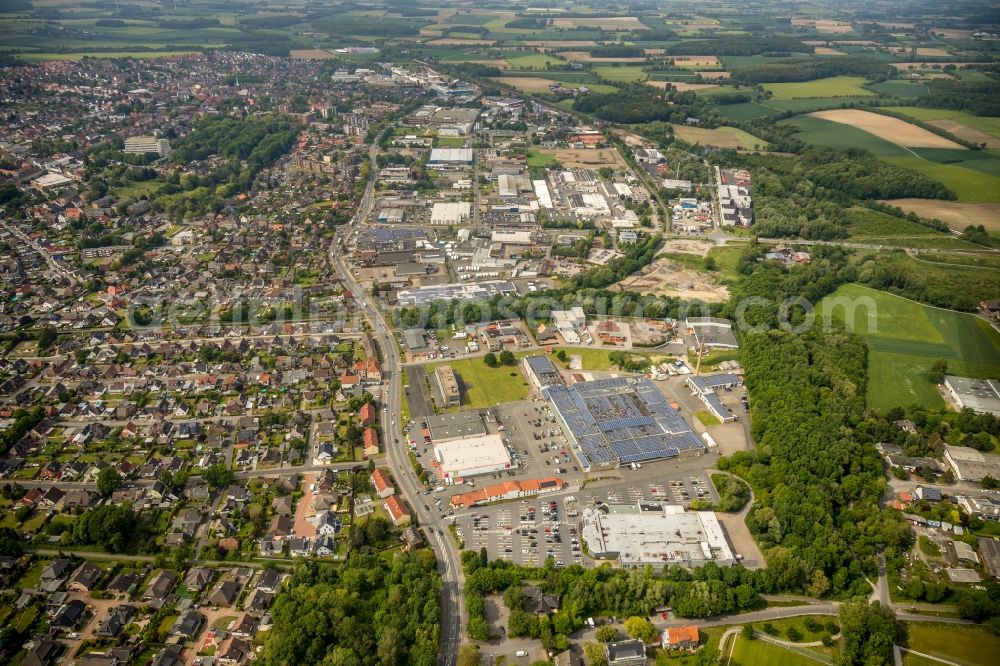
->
[845,208,985,250]
[505,53,566,69]
[884,107,1000,140]
[883,156,1000,203]
[428,356,530,409]
[902,622,1000,666]
[715,102,776,121]
[527,150,559,168]
[716,126,771,149]
[593,65,648,82]
[819,284,1000,409]
[867,81,929,97]
[727,635,831,666]
[762,76,876,100]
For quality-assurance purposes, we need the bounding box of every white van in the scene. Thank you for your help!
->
[515,650,528,657]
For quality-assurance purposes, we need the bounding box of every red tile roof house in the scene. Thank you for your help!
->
[363,428,380,458]
[662,625,700,652]
[359,403,376,426]
[384,495,411,526]
[371,469,394,498]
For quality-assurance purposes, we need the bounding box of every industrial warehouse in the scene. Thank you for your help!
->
[543,377,704,471]
[581,502,736,568]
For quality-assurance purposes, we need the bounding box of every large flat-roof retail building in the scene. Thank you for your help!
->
[544,377,704,471]
[426,411,487,442]
[434,433,512,479]
[944,375,1000,415]
[686,317,739,350]
[523,355,564,390]
[582,502,736,568]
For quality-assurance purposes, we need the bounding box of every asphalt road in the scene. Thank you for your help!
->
[330,140,464,665]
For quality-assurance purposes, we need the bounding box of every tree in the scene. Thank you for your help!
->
[96,467,123,496]
[499,350,516,366]
[741,624,755,640]
[623,616,658,644]
[583,641,608,666]
[838,600,899,666]
[704,256,718,271]
[36,326,57,351]
[596,625,618,643]
[928,358,948,384]
[458,645,481,666]
[484,352,498,367]
[203,463,234,488]
[73,504,137,552]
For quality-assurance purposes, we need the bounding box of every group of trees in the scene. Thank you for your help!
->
[573,86,713,125]
[484,350,516,367]
[73,503,140,552]
[262,553,441,666]
[733,56,887,84]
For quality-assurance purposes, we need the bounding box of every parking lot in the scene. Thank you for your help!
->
[455,494,586,568]
[454,467,720,568]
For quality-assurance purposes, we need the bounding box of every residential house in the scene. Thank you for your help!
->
[359,403,376,426]
[385,495,411,526]
[183,567,215,594]
[143,570,178,603]
[315,511,342,536]
[66,562,102,593]
[662,626,700,652]
[52,599,87,629]
[170,610,204,639]
[363,427,379,457]
[606,640,646,666]
[256,568,283,594]
[41,559,70,582]
[209,579,240,607]
[95,605,137,638]
[372,468,394,498]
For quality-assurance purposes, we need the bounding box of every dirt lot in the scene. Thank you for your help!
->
[810,109,967,149]
[881,198,1000,231]
[814,47,847,55]
[521,40,598,47]
[662,239,716,256]
[467,59,512,69]
[927,120,1000,148]
[544,148,626,169]
[496,77,562,93]
[615,255,730,303]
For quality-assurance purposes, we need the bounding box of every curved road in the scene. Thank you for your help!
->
[329,141,465,665]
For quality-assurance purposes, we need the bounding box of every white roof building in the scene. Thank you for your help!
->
[434,433,512,478]
[430,201,471,225]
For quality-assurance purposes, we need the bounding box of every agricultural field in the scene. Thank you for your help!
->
[883,156,1000,203]
[592,65,648,82]
[883,107,1000,148]
[762,76,876,100]
[867,81,929,97]
[673,125,769,150]
[505,53,566,69]
[818,284,1000,410]
[884,199,1000,232]
[844,208,982,249]
[809,109,965,149]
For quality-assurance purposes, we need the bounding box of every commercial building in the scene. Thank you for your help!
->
[523,355,564,390]
[396,280,516,306]
[944,376,1000,415]
[686,374,742,423]
[944,445,1000,482]
[435,365,461,408]
[124,136,171,157]
[686,317,739,349]
[581,502,736,568]
[450,476,567,508]
[533,179,553,208]
[430,201,472,225]
[551,307,587,344]
[545,377,704,471]
[429,148,474,166]
[426,411,487,442]
[434,433,512,479]
[978,538,1000,579]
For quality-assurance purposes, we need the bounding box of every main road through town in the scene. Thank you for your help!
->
[330,140,465,665]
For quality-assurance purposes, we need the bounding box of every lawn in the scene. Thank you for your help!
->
[428,356,531,409]
[434,136,466,147]
[902,622,1000,666]
[694,410,721,427]
[593,65,648,82]
[727,635,831,666]
[762,76,876,100]
[527,150,558,168]
[818,284,1000,409]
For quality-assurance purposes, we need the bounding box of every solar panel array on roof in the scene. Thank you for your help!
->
[545,377,703,469]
